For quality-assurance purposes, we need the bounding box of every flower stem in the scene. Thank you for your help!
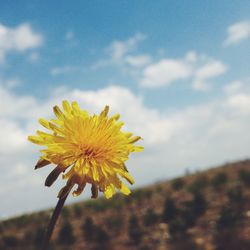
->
[42,193,69,250]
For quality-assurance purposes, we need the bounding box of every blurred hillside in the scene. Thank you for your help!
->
[1,159,250,250]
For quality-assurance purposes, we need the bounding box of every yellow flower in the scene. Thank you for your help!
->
[28,101,143,199]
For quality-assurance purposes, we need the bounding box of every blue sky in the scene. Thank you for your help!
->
[0,1,250,218]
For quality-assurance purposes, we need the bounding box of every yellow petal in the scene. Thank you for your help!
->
[104,185,115,199]
[100,105,109,118]
[120,170,135,185]
[91,163,99,181]
[28,101,143,200]
[111,114,120,121]
[39,118,50,130]
[62,100,72,115]
[53,105,65,120]
[120,183,131,195]
[129,136,141,143]
[72,101,81,114]
[133,146,144,152]
[28,136,44,145]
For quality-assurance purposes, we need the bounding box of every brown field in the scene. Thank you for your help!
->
[1,159,250,250]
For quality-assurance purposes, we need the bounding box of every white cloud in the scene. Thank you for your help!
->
[0,119,28,154]
[195,60,227,79]
[140,58,192,87]
[108,33,146,61]
[0,77,21,89]
[125,54,152,67]
[0,23,43,62]
[223,80,243,94]
[140,52,227,90]
[227,93,250,114]
[224,20,250,46]
[193,60,228,91]
[93,36,227,91]
[0,84,37,119]
[91,33,149,71]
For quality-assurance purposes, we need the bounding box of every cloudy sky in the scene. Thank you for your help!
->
[0,1,250,218]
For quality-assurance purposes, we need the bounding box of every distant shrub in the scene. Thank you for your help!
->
[213,195,250,250]
[227,186,244,205]
[214,230,250,250]
[84,199,108,212]
[108,196,125,209]
[216,205,242,231]
[176,193,206,230]
[126,188,151,204]
[144,189,153,200]
[61,206,71,219]
[82,216,95,241]
[57,221,75,245]
[104,215,124,233]
[95,226,110,244]
[169,235,201,250]
[171,178,185,191]
[130,189,148,201]
[33,227,45,246]
[73,203,83,217]
[178,204,196,228]
[13,214,31,227]
[34,211,50,225]
[143,208,158,227]
[2,235,19,247]
[192,192,207,216]
[0,222,4,234]
[211,172,228,189]
[187,175,208,194]
[238,169,250,186]
[155,185,163,193]
[128,215,143,245]
[162,197,178,223]
[168,217,187,236]
[22,229,33,246]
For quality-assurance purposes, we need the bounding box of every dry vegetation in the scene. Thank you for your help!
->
[1,159,250,250]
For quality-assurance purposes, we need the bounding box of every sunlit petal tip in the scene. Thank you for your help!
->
[133,146,144,152]
[129,136,142,144]
[38,118,50,129]
[62,100,71,113]
[120,183,131,196]
[71,101,81,113]
[116,121,124,128]
[28,135,43,145]
[104,185,115,199]
[112,114,120,120]
[124,132,133,138]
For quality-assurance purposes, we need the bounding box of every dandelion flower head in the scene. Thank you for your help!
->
[28,101,143,199]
